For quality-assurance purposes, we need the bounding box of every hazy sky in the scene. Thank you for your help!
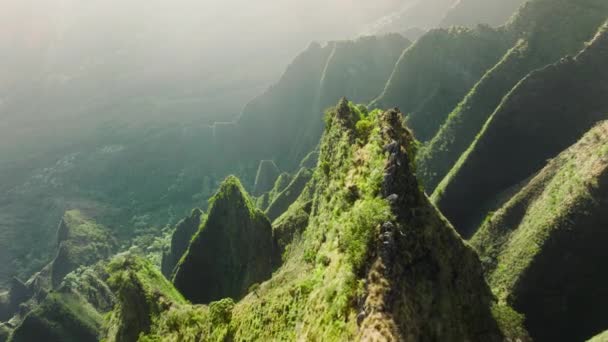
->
[0,0,406,109]
[0,0,409,151]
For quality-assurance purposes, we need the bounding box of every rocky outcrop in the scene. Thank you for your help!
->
[355,108,505,341]
[161,209,204,278]
[472,121,608,342]
[121,100,524,341]
[173,176,278,304]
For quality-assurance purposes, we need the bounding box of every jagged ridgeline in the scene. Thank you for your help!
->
[231,35,410,170]
[101,100,525,341]
[373,24,513,142]
[419,0,608,192]
[433,19,608,236]
[172,176,278,304]
[471,121,608,342]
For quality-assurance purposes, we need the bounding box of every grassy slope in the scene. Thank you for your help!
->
[471,121,608,341]
[51,210,116,288]
[374,25,511,142]
[432,20,608,236]
[590,331,608,342]
[419,0,608,191]
[117,100,518,341]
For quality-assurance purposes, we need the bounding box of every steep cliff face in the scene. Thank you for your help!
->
[173,176,278,304]
[472,121,608,342]
[9,293,103,342]
[433,21,608,236]
[127,100,520,341]
[419,0,608,191]
[51,210,116,288]
[104,254,186,342]
[0,278,32,323]
[374,25,511,141]
[161,209,204,278]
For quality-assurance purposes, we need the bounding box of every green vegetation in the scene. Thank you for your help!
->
[104,254,186,342]
[471,121,608,341]
[265,168,313,222]
[589,331,608,342]
[51,210,116,287]
[161,209,204,278]
[432,19,608,236]
[118,100,517,341]
[172,176,277,304]
[420,0,608,192]
[237,35,410,170]
[9,292,103,342]
[374,25,512,141]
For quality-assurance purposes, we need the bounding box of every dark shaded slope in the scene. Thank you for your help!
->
[173,176,277,304]
[265,168,313,222]
[472,121,608,342]
[374,26,511,141]
[161,209,203,278]
[433,21,608,236]
[9,293,102,342]
[419,0,608,190]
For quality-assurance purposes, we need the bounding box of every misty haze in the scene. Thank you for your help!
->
[1,0,607,341]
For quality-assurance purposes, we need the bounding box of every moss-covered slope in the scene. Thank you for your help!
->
[51,210,116,288]
[130,100,516,341]
[9,292,103,342]
[161,209,204,278]
[173,176,277,304]
[374,25,511,141]
[104,254,186,342]
[419,0,608,191]
[433,20,608,236]
[590,331,608,342]
[471,121,608,342]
